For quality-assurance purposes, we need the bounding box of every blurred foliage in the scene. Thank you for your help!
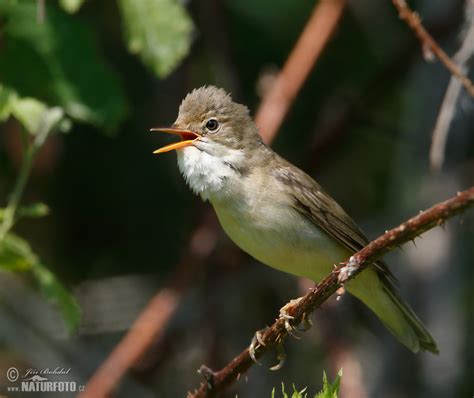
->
[117,0,194,78]
[0,0,127,132]
[272,371,342,398]
[0,0,194,333]
[0,233,80,332]
[59,0,85,14]
[0,0,472,397]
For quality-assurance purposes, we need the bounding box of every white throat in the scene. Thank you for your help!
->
[176,143,244,200]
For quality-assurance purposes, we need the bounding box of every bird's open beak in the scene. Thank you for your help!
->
[150,126,200,154]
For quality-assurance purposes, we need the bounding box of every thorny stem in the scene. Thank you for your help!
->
[188,187,474,398]
[392,0,474,97]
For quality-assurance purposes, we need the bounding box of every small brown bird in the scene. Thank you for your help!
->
[151,86,438,354]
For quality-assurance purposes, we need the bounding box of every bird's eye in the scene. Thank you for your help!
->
[205,119,219,132]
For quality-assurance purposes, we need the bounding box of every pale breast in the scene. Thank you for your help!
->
[211,187,349,283]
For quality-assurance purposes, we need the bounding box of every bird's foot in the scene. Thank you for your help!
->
[298,311,313,332]
[269,342,286,371]
[249,327,267,364]
[278,297,305,337]
[248,327,287,371]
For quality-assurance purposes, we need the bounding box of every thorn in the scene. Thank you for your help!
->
[411,238,417,247]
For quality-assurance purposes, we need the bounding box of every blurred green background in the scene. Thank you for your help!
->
[0,0,473,397]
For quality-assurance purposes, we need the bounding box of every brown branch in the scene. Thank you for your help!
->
[79,2,346,397]
[255,0,346,143]
[392,0,474,97]
[188,187,474,398]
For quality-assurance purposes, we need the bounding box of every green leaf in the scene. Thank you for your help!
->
[0,85,15,122]
[272,372,342,398]
[0,0,128,133]
[0,85,68,136]
[281,383,288,398]
[59,0,85,14]
[118,0,194,78]
[0,233,37,272]
[274,383,307,398]
[31,262,81,333]
[0,233,81,332]
[10,96,47,134]
[33,107,65,145]
[315,370,342,398]
[17,203,50,219]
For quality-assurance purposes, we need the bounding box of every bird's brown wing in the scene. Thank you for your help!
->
[273,161,397,285]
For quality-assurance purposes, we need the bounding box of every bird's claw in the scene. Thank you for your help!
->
[249,328,287,371]
[269,342,286,371]
[279,298,304,339]
[249,298,312,371]
[297,313,313,332]
[249,328,267,364]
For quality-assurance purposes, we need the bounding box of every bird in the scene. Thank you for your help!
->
[151,85,438,354]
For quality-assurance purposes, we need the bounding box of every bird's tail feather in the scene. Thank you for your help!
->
[381,283,439,353]
[346,268,438,354]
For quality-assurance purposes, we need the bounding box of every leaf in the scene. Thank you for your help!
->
[0,233,81,332]
[0,85,68,136]
[0,85,15,122]
[118,0,194,78]
[32,107,65,145]
[281,383,288,398]
[17,203,50,219]
[0,233,37,272]
[10,96,47,134]
[0,0,128,133]
[31,262,81,333]
[315,370,342,398]
[274,383,306,398]
[59,0,85,14]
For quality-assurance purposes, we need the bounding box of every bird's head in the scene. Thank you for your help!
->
[151,86,261,153]
[151,86,263,199]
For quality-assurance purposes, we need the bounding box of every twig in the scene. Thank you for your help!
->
[188,187,474,398]
[80,2,346,397]
[0,109,62,243]
[430,0,474,171]
[0,144,35,243]
[255,0,346,143]
[37,0,45,23]
[392,0,474,97]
